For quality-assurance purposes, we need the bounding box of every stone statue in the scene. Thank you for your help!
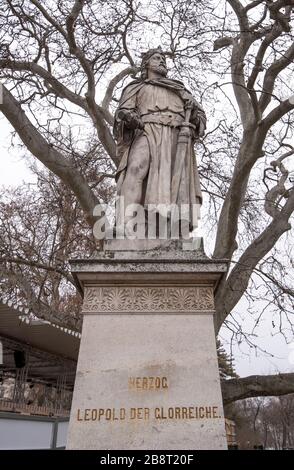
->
[113,47,206,238]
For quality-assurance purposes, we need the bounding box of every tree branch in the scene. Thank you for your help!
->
[222,373,294,405]
[0,84,99,226]
[30,0,67,38]
[28,0,117,162]
[226,1,255,127]
[0,59,87,108]
[247,24,282,121]
[0,256,75,286]
[227,0,249,32]
[262,94,294,131]
[215,183,294,331]
[213,122,266,260]
[0,58,118,165]
[244,0,265,13]
[64,1,117,163]
[264,150,293,218]
[0,266,65,324]
[213,36,234,51]
[256,268,294,298]
[259,41,294,113]
[66,0,94,99]
[101,66,139,111]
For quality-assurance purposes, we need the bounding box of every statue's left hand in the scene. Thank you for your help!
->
[197,122,206,138]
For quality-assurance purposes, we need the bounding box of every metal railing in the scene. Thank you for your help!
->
[0,399,69,417]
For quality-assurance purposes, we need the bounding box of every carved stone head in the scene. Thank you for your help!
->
[140,46,167,79]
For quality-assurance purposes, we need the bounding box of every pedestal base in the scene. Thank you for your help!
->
[67,244,228,449]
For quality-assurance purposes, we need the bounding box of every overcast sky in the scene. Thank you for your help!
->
[0,113,293,379]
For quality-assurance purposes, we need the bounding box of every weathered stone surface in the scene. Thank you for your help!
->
[67,248,228,450]
[103,237,207,254]
[70,239,228,294]
[67,313,227,450]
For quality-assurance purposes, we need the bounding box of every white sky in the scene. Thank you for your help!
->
[0,118,34,187]
[0,103,293,379]
[220,296,294,377]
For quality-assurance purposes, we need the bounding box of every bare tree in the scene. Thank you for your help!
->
[0,141,115,329]
[227,395,294,449]
[0,0,294,402]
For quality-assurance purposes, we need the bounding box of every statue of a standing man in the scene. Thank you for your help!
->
[113,47,206,237]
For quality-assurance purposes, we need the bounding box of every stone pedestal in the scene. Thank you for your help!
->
[67,241,228,449]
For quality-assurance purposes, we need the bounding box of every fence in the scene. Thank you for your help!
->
[0,399,69,417]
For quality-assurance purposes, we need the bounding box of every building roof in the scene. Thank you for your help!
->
[0,299,80,386]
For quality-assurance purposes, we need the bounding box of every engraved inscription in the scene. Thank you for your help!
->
[76,406,221,421]
[128,376,168,390]
[83,286,214,313]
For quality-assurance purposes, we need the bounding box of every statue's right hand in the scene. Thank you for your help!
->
[117,110,144,130]
[117,109,132,123]
[127,114,144,130]
[134,117,145,130]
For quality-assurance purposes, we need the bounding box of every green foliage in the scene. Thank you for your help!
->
[217,339,238,380]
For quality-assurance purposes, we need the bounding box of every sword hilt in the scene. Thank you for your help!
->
[185,106,192,123]
[179,106,196,135]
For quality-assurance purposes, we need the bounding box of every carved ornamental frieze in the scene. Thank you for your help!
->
[82,286,214,313]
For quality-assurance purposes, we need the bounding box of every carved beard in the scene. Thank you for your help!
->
[148,64,168,76]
